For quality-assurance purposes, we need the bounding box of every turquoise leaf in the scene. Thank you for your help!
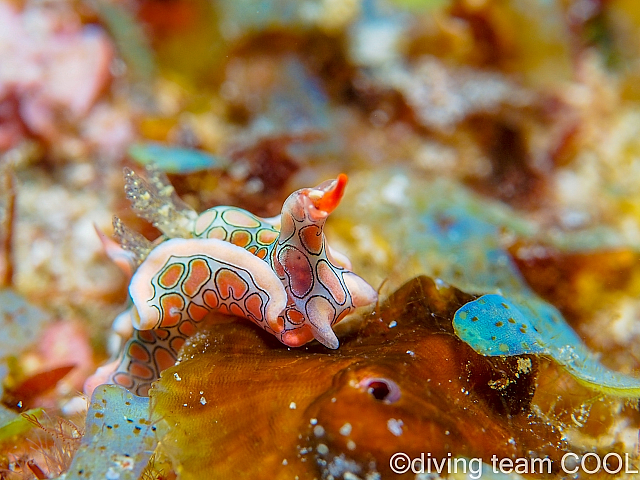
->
[453,294,548,356]
[63,384,162,479]
[454,295,640,397]
[129,142,227,174]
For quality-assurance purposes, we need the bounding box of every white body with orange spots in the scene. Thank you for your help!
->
[94,175,377,396]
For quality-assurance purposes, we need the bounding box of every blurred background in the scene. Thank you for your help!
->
[3,0,640,478]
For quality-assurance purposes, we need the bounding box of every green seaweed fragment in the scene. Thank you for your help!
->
[128,142,228,174]
[0,407,44,446]
[454,294,640,397]
[388,0,448,11]
[92,0,156,81]
[59,384,160,480]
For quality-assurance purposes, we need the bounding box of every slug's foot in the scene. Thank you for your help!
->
[280,324,315,348]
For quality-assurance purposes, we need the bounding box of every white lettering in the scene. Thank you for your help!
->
[561,452,580,474]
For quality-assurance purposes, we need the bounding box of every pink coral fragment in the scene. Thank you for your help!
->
[0,2,113,143]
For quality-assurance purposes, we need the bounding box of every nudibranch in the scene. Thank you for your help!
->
[88,172,378,396]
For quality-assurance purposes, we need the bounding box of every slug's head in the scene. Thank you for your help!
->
[283,174,348,225]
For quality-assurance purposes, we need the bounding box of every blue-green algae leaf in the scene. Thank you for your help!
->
[454,295,640,397]
[218,0,320,31]
[338,171,640,397]
[256,58,331,137]
[63,384,160,480]
[0,289,50,358]
[248,58,337,157]
[339,171,636,292]
[453,294,548,356]
[129,142,227,174]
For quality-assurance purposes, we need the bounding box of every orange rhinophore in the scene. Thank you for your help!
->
[314,173,348,214]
